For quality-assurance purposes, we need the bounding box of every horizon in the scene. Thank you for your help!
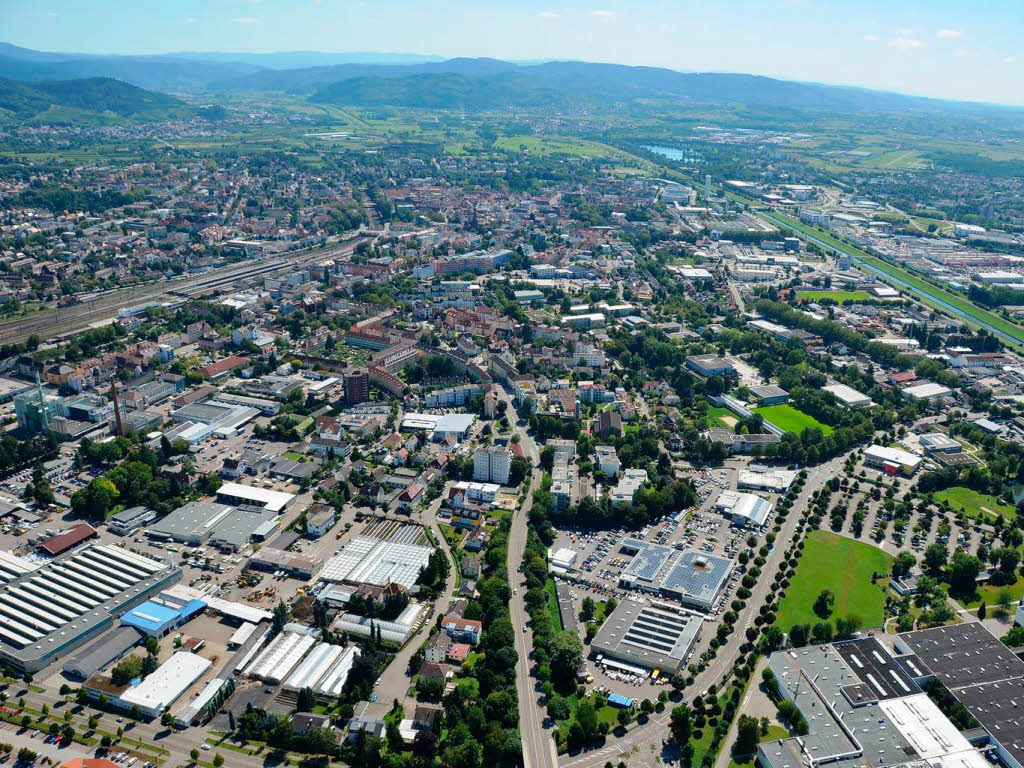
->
[1,0,1022,107]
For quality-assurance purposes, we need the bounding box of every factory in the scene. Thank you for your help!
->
[759,636,993,768]
[0,543,178,673]
[147,501,279,551]
[822,383,874,409]
[618,540,732,611]
[590,599,701,676]
[215,482,295,513]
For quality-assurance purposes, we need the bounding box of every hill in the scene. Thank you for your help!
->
[0,76,192,123]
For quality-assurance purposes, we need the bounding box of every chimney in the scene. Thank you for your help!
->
[111,379,124,437]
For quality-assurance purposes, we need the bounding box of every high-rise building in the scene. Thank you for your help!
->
[473,444,512,485]
[344,372,370,405]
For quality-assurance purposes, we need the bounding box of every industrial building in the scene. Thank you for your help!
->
[0,543,178,673]
[737,468,797,493]
[618,540,732,611]
[918,432,961,454]
[333,603,426,645]
[590,599,701,675]
[822,383,874,409]
[714,491,773,528]
[321,528,433,589]
[215,482,295,513]
[115,651,212,719]
[147,501,278,550]
[685,355,735,379]
[758,636,992,768]
[894,623,1024,768]
[901,382,953,402]
[248,548,323,579]
[120,599,206,637]
[170,400,259,434]
[863,444,922,476]
[108,506,157,536]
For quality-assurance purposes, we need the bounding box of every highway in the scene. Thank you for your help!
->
[557,451,851,768]
[0,232,372,346]
[500,385,559,768]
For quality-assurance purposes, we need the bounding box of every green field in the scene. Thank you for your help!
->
[545,578,563,631]
[755,404,833,436]
[796,290,872,303]
[965,574,1024,609]
[775,530,892,631]
[708,405,739,429]
[760,211,1024,348]
[933,486,1016,522]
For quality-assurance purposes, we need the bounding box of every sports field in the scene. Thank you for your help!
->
[933,486,1016,522]
[796,290,871,303]
[708,406,739,429]
[756,404,833,436]
[775,530,892,631]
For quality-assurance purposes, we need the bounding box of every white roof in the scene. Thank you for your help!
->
[283,642,345,691]
[229,622,258,647]
[216,482,294,512]
[738,469,797,492]
[822,383,873,406]
[243,630,316,684]
[321,535,433,589]
[549,548,578,566]
[878,694,988,768]
[120,652,211,712]
[902,382,953,400]
[865,444,922,467]
[715,491,772,526]
[315,646,361,697]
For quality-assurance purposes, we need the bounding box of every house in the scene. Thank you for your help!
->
[417,662,455,687]
[220,457,247,479]
[441,616,482,645]
[424,633,451,664]
[347,715,387,743]
[446,643,471,664]
[305,503,336,538]
[398,482,425,511]
[292,713,333,735]
[413,704,443,730]
[594,410,623,438]
[461,554,481,579]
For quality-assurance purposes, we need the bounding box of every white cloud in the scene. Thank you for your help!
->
[862,34,878,41]
[888,37,925,50]
[231,16,260,23]
[589,10,617,18]
[538,10,560,19]
[897,27,917,36]
[937,28,963,39]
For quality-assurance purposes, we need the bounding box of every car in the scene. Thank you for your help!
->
[522,626,527,633]
[200,744,211,751]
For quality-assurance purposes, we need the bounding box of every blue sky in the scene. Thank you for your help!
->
[3,0,1023,105]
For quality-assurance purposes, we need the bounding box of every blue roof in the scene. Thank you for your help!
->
[608,693,634,707]
[120,599,205,634]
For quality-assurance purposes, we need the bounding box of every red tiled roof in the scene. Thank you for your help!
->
[199,355,249,378]
[38,523,97,556]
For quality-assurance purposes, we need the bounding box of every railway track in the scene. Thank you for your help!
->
[0,234,369,346]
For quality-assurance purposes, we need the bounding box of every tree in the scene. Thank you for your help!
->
[17,749,36,765]
[893,551,916,579]
[948,551,983,599]
[576,699,600,743]
[978,601,987,620]
[734,715,761,757]
[213,755,224,768]
[549,631,583,693]
[813,590,835,618]
[995,588,1015,619]
[617,707,632,728]
[923,543,948,574]
[160,713,175,729]
[100,735,113,748]
[581,597,597,623]
[190,749,200,764]
[547,695,571,722]
[670,704,692,745]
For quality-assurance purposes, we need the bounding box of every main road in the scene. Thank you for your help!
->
[499,384,559,768]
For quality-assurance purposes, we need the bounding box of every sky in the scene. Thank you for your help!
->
[3,0,1023,106]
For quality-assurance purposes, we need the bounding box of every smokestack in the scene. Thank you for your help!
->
[111,379,124,437]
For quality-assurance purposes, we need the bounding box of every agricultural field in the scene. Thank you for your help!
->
[795,290,871,303]
[933,486,1017,522]
[755,404,833,436]
[775,530,892,632]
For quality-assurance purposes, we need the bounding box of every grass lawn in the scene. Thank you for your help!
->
[796,290,872,303]
[964,574,1024,609]
[755,404,833,436]
[708,405,739,429]
[728,725,790,768]
[775,530,892,631]
[283,451,305,460]
[933,486,1016,522]
[545,578,563,631]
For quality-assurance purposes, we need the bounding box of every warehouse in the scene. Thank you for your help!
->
[116,651,212,719]
[0,550,37,586]
[864,444,922,476]
[249,548,323,579]
[62,626,145,681]
[901,382,953,402]
[216,482,295,513]
[715,491,773,528]
[242,630,316,684]
[283,642,345,692]
[170,401,259,433]
[0,543,178,673]
[919,433,961,454]
[120,599,206,637]
[822,383,874,409]
[321,535,433,589]
[147,501,278,550]
[738,469,797,493]
[590,599,701,675]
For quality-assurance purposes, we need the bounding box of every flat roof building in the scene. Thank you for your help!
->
[737,468,797,493]
[618,540,732,611]
[685,355,735,379]
[590,599,701,675]
[0,544,178,673]
[918,432,960,454]
[321,530,432,589]
[715,490,773,528]
[902,382,953,402]
[117,651,212,719]
[863,444,922,476]
[822,383,874,408]
[216,482,295,513]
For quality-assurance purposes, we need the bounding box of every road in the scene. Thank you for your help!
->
[558,452,852,768]
[499,385,559,768]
